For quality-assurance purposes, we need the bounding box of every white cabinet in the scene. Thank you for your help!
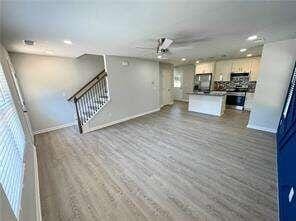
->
[244,92,255,111]
[208,57,261,83]
[196,62,215,74]
[231,59,252,73]
[214,60,232,81]
[249,57,261,81]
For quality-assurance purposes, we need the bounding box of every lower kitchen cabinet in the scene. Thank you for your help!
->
[244,92,255,111]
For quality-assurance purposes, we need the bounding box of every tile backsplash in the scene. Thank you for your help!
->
[214,81,257,92]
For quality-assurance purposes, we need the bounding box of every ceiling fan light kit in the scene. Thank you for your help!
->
[136,36,261,63]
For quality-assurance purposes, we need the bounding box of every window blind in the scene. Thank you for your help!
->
[0,61,25,218]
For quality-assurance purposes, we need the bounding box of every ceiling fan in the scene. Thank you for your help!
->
[136,37,210,58]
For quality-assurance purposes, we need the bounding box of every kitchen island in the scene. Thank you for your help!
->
[187,91,227,116]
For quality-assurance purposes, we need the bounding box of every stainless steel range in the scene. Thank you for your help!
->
[226,91,246,110]
[225,73,249,110]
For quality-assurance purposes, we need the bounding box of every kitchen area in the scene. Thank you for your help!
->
[174,56,260,117]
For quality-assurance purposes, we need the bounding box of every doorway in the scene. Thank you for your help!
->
[160,63,173,106]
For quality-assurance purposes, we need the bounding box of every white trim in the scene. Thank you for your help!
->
[160,101,174,108]
[247,124,277,133]
[174,99,188,102]
[33,122,75,135]
[84,108,160,133]
[33,145,42,221]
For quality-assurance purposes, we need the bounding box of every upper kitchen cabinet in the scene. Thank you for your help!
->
[214,60,232,81]
[231,59,252,73]
[249,57,261,81]
[195,62,215,74]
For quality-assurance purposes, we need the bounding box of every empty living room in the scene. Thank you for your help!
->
[1,1,296,221]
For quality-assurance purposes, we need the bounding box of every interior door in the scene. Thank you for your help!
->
[173,72,183,101]
[161,67,173,106]
[277,62,296,221]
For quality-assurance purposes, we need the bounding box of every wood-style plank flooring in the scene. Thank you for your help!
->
[36,102,277,221]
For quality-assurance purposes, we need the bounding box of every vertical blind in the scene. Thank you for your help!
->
[0,61,25,218]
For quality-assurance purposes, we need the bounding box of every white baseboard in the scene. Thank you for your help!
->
[84,108,160,133]
[33,122,75,135]
[160,102,174,108]
[247,124,277,133]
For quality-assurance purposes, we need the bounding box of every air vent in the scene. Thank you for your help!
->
[23,40,35,46]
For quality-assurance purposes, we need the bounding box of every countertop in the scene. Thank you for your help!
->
[186,91,227,96]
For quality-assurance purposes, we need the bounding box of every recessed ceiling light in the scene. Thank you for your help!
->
[63,40,72,45]
[246,53,252,57]
[196,60,200,63]
[181,58,186,61]
[247,35,258,41]
[157,55,162,59]
[240,48,247,52]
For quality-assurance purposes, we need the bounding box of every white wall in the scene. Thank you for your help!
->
[9,53,104,133]
[174,64,195,101]
[248,38,296,133]
[85,55,160,132]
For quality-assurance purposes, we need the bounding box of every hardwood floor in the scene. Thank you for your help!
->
[36,102,277,221]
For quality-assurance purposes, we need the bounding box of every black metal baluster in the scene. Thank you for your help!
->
[91,87,95,113]
[79,99,84,124]
[102,79,106,103]
[83,93,87,120]
[81,96,84,121]
[89,86,93,114]
[103,77,106,102]
[94,83,99,110]
[83,94,88,121]
[74,97,82,133]
[105,77,108,101]
[77,99,82,124]
[99,80,103,106]
[86,91,91,119]
[98,83,101,106]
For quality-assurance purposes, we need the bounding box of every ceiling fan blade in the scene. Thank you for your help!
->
[173,37,211,46]
[170,45,193,50]
[159,38,173,50]
[135,46,156,51]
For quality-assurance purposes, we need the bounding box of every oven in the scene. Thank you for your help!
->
[226,92,246,110]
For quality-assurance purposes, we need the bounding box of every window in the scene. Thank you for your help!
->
[0,61,25,218]
[174,74,181,88]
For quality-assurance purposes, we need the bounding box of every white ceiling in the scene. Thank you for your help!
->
[1,1,296,65]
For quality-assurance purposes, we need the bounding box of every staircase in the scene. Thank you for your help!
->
[68,69,109,133]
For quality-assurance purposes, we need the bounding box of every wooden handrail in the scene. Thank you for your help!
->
[68,69,106,101]
[76,73,107,100]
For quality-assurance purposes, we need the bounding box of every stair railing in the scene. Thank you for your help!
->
[68,70,108,133]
